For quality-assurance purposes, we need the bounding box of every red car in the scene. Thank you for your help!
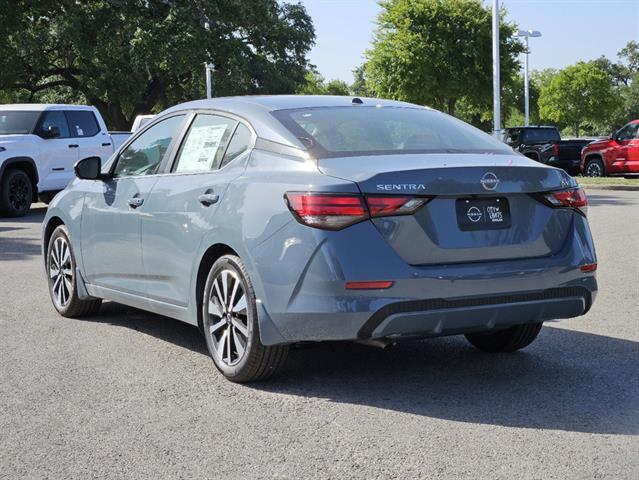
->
[581,120,639,177]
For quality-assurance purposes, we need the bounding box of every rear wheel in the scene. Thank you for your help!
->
[585,158,605,177]
[202,255,288,382]
[46,225,102,317]
[465,323,543,353]
[0,169,33,217]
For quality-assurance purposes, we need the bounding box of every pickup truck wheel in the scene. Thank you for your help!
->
[202,254,288,382]
[585,158,605,177]
[0,169,33,217]
[465,323,543,353]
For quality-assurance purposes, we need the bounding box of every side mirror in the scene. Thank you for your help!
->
[74,156,104,180]
[39,125,60,139]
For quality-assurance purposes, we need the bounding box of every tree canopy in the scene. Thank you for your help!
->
[363,0,523,117]
[538,61,619,137]
[0,0,315,129]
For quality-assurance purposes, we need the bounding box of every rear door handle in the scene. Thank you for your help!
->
[198,190,219,206]
[101,142,111,147]
[128,197,144,209]
[68,144,79,148]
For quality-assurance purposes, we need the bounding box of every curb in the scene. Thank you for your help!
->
[580,185,639,191]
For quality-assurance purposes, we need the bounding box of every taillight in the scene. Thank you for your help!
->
[285,192,432,230]
[552,143,559,157]
[542,188,588,216]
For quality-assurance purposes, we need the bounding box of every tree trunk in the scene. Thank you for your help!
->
[575,124,580,137]
[446,98,456,117]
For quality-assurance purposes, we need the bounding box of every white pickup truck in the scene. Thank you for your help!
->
[0,104,131,217]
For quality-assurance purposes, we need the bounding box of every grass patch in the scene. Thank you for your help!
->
[575,176,639,186]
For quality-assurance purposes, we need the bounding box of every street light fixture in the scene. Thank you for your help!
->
[516,29,542,126]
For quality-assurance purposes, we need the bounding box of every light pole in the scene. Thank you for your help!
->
[204,21,213,99]
[516,29,542,126]
[492,0,500,137]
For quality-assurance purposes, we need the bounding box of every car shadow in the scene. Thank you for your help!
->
[0,205,48,225]
[587,193,637,207]
[0,236,42,260]
[83,302,638,436]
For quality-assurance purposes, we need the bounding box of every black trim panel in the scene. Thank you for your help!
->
[357,287,590,339]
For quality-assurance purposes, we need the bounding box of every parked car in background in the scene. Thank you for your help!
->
[42,95,597,383]
[131,114,155,132]
[0,104,131,217]
[503,126,591,176]
[581,120,639,177]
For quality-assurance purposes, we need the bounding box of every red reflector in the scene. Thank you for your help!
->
[345,281,394,290]
[580,263,597,273]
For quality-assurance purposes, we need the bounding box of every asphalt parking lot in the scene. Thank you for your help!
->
[1,190,637,480]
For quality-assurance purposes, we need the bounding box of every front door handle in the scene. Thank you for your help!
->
[198,190,219,207]
[68,144,79,148]
[128,197,144,209]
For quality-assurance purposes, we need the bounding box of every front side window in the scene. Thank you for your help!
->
[113,114,185,177]
[66,111,100,137]
[616,123,639,142]
[0,111,40,134]
[173,114,236,173]
[36,111,70,138]
[272,106,513,159]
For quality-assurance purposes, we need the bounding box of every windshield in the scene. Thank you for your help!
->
[0,111,40,135]
[272,106,513,158]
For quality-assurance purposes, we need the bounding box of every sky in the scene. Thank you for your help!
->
[298,0,639,84]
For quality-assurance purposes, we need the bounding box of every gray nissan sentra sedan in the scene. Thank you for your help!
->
[42,95,597,382]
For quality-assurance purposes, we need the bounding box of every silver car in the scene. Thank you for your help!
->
[42,96,597,382]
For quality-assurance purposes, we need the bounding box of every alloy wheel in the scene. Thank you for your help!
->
[8,175,30,212]
[49,237,74,309]
[206,269,249,366]
[586,162,603,177]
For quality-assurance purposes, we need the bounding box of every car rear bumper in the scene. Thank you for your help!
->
[251,215,598,345]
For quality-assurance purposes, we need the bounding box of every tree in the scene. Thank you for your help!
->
[364,0,523,120]
[538,61,619,137]
[297,72,350,95]
[351,65,375,97]
[0,0,315,129]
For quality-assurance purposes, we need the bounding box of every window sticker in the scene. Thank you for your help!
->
[176,124,227,172]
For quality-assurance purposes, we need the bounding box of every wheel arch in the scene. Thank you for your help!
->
[42,216,65,260]
[584,153,606,175]
[0,156,39,201]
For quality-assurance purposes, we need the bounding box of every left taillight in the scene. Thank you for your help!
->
[541,188,588,216]
[285,192,431,230]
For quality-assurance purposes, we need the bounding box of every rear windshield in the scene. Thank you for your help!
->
[0,111,40,135]
[522,128,561,143]
[272,106,512,158]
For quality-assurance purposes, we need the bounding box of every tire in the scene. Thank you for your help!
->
[584,158,605,177]
[0,169,33,217]
[465,323,543,353]
[202,254,288,382]
[46,225,102,318]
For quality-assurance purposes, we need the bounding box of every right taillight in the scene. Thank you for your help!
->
[285,192,432,230]
[542,188,588,216]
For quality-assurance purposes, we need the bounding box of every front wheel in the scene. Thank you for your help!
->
[585,158,605,177]
[202,255,288,382]
[0,169,33,217]
[465,323,543,353]
[46,225,102,317]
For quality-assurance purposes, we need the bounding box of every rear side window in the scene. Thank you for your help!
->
[272,106,512,158]
[66,111,100,137]
[36,111,70,138]
[220,123,252,168]
[521,128,561,143]
[113,114,185,177]
[173,114,236,173]
[0,111,40,134]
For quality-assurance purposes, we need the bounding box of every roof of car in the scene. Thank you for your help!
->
[0,104,95,112]
[160,95,428,149]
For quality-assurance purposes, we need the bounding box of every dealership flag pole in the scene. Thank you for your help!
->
[492,0,500,137]
[205,21,213,99]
